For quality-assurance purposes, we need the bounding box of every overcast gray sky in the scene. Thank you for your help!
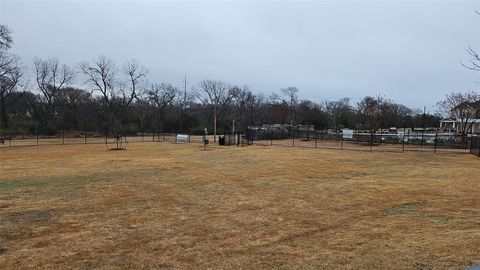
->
[1,0,479,111]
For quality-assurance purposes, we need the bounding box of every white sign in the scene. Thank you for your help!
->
[342,129,353,139]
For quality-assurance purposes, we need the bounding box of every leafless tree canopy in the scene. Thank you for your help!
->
[79,56,147,111]
[123,59,148,108]
[79,56,117,110]
[193,80,231,142]
[0,25,13,50]
[34,58,74,103]
[280,86,299,126]
[149,83,178,110]
[0,24,23,129]
[357,96,384,133]
[461,47,480,71]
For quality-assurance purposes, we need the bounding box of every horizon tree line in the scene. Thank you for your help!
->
[0,24,479,142]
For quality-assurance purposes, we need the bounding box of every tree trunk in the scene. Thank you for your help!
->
[213,105,217,143]
[0,95,7,129]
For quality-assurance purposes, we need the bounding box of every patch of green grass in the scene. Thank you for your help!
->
[384,203,451,224]
[162,178,188,186]
[384,202,424,216]
[426,215,450,224]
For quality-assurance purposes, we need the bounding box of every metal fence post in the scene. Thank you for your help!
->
[292,128,295,147]
[421,128,424,148]
[315,130,318,148]
[402,128,406,153]
[407,130,410,150]
[379,128,382,145]
[341,133,344,150]
[62,131,65,145]
[152,131,155,142]
[434,130,438,153]
[85,132,87,144]
[9,133,12,148]
[270,130,273,146]
[370,132,373,151]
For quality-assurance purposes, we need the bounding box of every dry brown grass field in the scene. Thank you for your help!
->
[0,142,479,269]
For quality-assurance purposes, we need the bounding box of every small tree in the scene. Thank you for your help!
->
[193,80,231,143]
[79,56,147,149]
[34,57,74,131]
[437,91,480,147]
[148,83,178,131]
[280,86,299,127]
[357,96,384,144]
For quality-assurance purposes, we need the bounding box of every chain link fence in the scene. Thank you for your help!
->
[1,128,478,157]
[244,127,477,155]
[471,136,480,157]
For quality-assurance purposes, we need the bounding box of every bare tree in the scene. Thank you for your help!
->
[78,56,117,111]
[0,55,22,129]
[123,59,148,108]
[279,86,299,127]
[148,83,178,130]
[34,57,74,130]
[0,25,13,50]
[193,80,231,143]
[79,56,147,148]
[462,47,480,72]
[0,25,22,129]
[357,96,384,137]
[79,57,146,111]
[461,11,480,73]
[57,87,90,132]
[437,91,480,147]
[230,85,257,130]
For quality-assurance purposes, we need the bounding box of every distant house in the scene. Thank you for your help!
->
[440,100,480,134]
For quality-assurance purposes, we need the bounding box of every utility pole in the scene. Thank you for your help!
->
[421,106,426,148]
[180,75,187,132]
